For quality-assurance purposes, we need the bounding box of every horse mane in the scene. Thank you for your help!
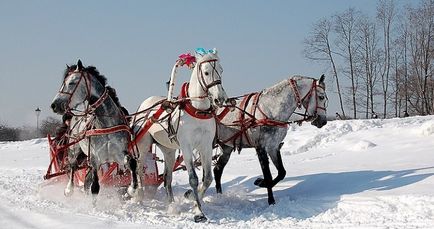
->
[106,86,123,108]
[262,75,316,95]
[64,65,123,108]
[64,65,108,86]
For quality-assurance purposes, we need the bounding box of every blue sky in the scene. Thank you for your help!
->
[0,1,391,126]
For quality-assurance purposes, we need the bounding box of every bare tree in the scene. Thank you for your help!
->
[40,117,62,137]
[357,15,381,118]
[304,18,346,118]
[377,0,396,118]
[406,0,434,115]
[334,8,361,119]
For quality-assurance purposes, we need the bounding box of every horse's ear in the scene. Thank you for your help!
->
[211,48,218,55]
[76,59,83,71]
[319,74,325,84]
[66,64,70,69]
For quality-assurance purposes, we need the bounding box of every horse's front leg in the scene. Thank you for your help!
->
[254,146,275,205]
[197,146,213,199]
[269,143,286,187]
[181,145,207,223]
[64,164,75,197]
[124,152,143,201]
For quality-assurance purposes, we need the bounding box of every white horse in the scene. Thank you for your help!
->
[132,50,228,222]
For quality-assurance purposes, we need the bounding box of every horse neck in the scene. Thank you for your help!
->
[188,69,211,110]
[94,98,124,127]
[258,79,311,121]
[89,83,124,127]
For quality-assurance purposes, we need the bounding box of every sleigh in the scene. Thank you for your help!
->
[43,132,185,189]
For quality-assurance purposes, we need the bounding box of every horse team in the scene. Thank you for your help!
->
[50,48,328,222]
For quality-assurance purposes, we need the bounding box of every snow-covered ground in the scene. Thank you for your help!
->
[1,116,434,228]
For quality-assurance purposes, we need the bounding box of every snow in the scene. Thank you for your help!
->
[1,116,434,228]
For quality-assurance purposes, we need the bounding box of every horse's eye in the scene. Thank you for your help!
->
[204,72,209,76]
[319,96,325,100]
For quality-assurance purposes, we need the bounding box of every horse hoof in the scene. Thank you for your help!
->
[268,198,276,205]
[194,214,207,223]
[254,178,267,187]
[184,189,194,200]
[132,188,144,202]
[64,188,73,197]
[216,187,222,194]
[127,186,135,197]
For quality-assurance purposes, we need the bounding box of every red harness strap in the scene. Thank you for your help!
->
[85,124,131,136]
[219,93,257,145]
[179,83,214,120]
[219,92,288,147]
[129,105,165,151]
[216,107,230,121]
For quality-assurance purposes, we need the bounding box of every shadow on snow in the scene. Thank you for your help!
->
[211,166,434,221]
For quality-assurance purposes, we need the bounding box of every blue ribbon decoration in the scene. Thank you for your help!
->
[195,47,215,56]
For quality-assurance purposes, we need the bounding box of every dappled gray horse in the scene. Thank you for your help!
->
[50,60,141,200]
[215,75,327,205]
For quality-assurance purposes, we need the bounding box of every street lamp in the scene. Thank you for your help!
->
[35,107,41,133]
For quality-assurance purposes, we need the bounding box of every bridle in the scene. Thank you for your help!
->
[58,69,108,115]
[289,78,328,121]
[196,59,222,94]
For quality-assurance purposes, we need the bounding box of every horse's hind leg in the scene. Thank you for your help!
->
[213,144,233,194]
[159,146,176,203]
[254,146,275,205]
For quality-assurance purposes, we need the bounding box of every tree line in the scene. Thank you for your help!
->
[0,117,61,141]
[304,0,433,119]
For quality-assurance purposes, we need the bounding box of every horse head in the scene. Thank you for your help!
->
[192,48,228,108]
[51,59,106,115]
[303,74,327,128]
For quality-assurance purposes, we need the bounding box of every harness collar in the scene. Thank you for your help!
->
[180,83,215,119]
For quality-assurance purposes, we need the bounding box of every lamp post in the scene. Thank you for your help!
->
[35,107,41,134]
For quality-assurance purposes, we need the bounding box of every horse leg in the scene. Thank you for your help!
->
[254,143,286,188]
[160,146,176,203]
[90,167,100,195]
[64,163,75,196]
[124,152,142,201]
[269,143,286,187]
[254,146,275,205]
[65,146,80,196]
[197,146,213,199]
[213,144,233,194]
[84,166,93,193]
[181,145,207,223]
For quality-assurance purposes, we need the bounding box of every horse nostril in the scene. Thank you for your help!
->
[51,103,56,111]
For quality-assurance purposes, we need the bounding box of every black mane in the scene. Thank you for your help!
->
[106,86,122,108]
[64,65,123,108]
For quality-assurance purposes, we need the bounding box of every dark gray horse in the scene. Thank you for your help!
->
[214,75,327,205]
[50,60,141,200]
